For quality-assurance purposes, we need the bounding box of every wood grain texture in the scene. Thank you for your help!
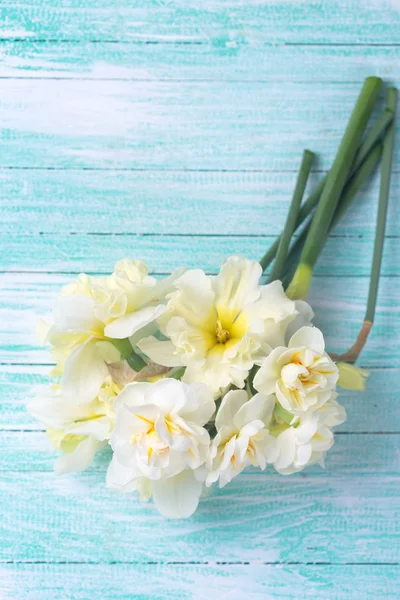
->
[2,168,399,237]
[1,0,399,596]
[1,472,399,564]
[2,564,399,600]
[0,80,399,171]
[0,0,399,43]
[2,233,399,276]
[1,42,400,82]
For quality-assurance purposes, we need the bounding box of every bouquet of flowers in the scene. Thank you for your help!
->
[29,77,396,518]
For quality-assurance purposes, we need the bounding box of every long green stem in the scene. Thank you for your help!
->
[287,76,383,299]
[330,90,397,365]
[281,143,383,288]
[259,103,391,273]
[269,150,314,282]
[366,87,397,323]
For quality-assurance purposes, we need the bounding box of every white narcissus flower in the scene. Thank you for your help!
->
[28,376,122,474]
[107,378,215,518]
[138,256,297,396]
[272,397,346,475]
[206,390,278,488]
[254,326,338,415]
[38,259,184,404]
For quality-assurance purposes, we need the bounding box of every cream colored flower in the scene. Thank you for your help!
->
[206,390,277,488]
[107,378,215,517]
[138,256,297,396]
[38,260,183,404]
[254,326,338,415]
[28,376,122,474]
[272,396,346,475]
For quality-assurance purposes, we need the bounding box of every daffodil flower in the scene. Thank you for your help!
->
[38,259,184,404]
[28,376,122,474]
[138,256,297,396]
[206,390,278,488]
[254,326,338,414]
[106,378,215,518]
[272,397,346,474]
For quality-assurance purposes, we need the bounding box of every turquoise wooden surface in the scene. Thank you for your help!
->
[1,1,399,598]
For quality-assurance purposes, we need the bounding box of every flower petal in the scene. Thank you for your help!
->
[212,256,262,313]
[106,454,139,491]
[62,339,109,404]
[289,326,325,355]
[253,347,285,395]
[54,437,104,475]
[285,300,314,342]
[54,294,101,334]
[151,470,203,519]
[179,382,215,425]
[215,389,248,431]
[137,336,183,367]
[104,304,166,339]
[234,393,275,430]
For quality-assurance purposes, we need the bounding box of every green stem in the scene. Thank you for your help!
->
[352,107,393,170]
[269,150,314,282]
[259,102,391,273]
[109,338,147,372]
[287,76,382,299]
[282,142,383,289]
[365,87,397,323]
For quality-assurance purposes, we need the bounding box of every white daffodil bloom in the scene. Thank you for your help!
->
[28,376,122,474]
[107,378,215,517]
[272,396,346,475]
[254,326,338,415]
[138,256,297,396]
[38,259,184,404]
[206,390,278,488]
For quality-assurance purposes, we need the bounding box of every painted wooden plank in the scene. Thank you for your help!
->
[0,0,399,44]
[1,233,398,277]
[1,273,398,367]
[1,564,399,600]
[0,80,398,170]
[1,168,399,237]
[1,42,400,82]
[2,431,398,473]
[1,471,398,563]
[2,365,398,433]
[2,564,399,600]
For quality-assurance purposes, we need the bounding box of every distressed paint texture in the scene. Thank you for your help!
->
[0,0,399,598]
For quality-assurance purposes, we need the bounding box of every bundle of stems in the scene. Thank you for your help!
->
[262,77,397,365]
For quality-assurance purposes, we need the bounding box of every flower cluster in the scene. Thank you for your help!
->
[29,256,346,518]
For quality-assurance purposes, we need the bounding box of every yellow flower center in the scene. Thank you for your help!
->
[215,319,231,345]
